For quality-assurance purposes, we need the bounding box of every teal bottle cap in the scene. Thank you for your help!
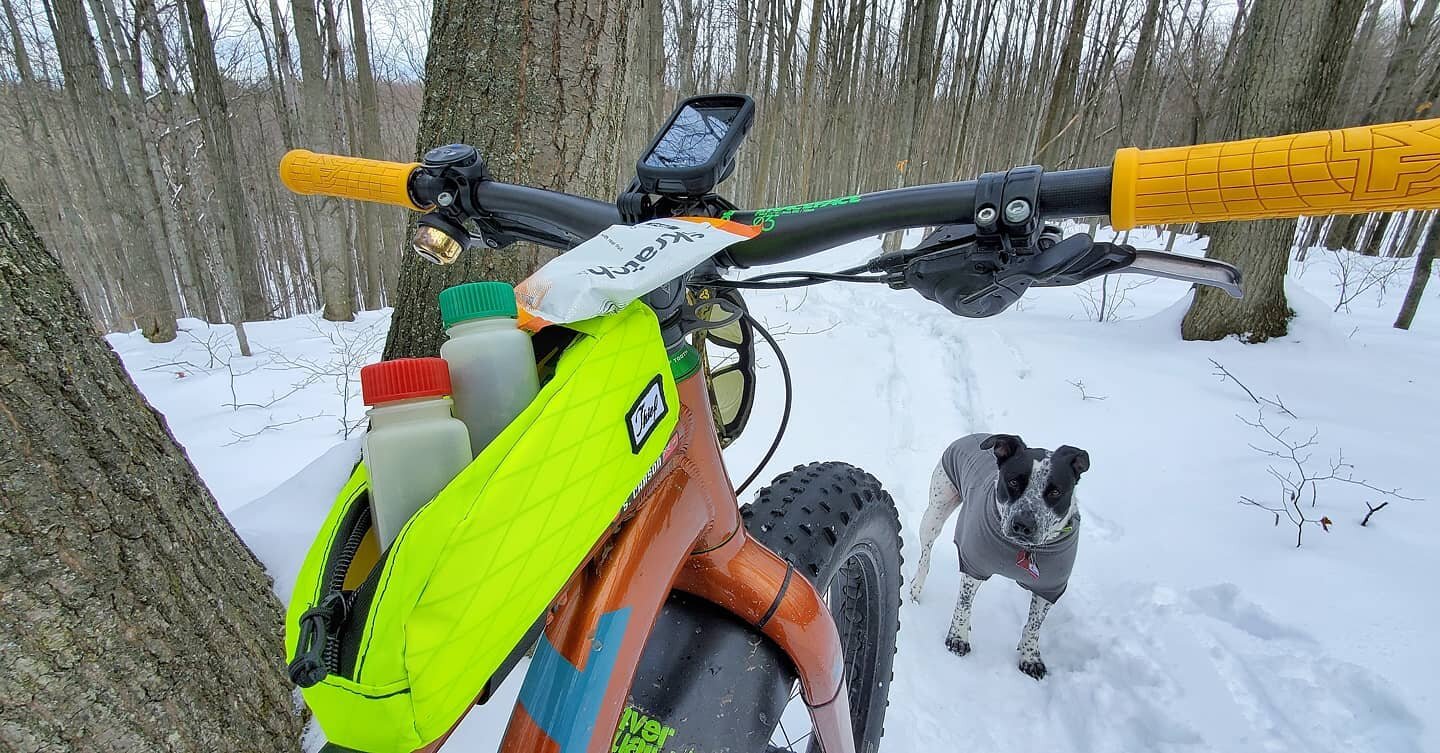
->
[439,281,518,327]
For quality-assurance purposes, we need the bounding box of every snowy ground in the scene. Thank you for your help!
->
[109,227,1438,753]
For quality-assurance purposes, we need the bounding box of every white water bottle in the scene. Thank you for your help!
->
[360,358,472,549]
[438,282,540,456]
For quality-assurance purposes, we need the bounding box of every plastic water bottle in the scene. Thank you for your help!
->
[438,282,540,456]
[360,358,472,549]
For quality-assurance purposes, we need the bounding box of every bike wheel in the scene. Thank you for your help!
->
[742,461,903,753]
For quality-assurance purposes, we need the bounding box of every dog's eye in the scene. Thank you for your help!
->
[1007,478,1022,490]
[1046,487,1061,499]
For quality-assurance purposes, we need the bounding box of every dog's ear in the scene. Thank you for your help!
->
[979,434,1025,462]
[1055,445,1090,476]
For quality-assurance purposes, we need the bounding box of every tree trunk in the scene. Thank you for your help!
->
[1394,215,1438,329]
[1124,0,1164,144]
[1361,211,1392,256]
[180,0,261,353]
[734,0,752,91]
[291,0,354,321]
[1180,0,1365,342]
[182,0,273,324]
[1034,0,1094,162]
[1368,0,1438,121]
[348,0,390,311]
[0,178,304,751]
[382,0,634,360]
[47,0,177,342]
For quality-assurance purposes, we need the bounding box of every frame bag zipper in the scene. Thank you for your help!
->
[289,502,372,687]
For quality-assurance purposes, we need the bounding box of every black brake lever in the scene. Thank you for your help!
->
[1028,239,1244,298]
[1029,238,1136,286]
[905,233,1110,317]
[902,226,1246,318]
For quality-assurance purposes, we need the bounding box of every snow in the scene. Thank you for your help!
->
[107,227,1438,753]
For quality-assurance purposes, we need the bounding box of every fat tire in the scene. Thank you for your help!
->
[742,461,903,753]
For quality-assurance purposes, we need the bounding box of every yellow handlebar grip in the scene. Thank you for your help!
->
[279,149,425,211]
[1111,119,1440,230]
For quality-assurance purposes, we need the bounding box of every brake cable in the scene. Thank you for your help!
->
[707,270,887,290]
[733,311,792,496]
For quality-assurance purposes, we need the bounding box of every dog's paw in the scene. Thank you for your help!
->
[945,636,971,656]
[1017,659,1047,680]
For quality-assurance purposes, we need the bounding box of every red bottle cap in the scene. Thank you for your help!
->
[360,358,453,405]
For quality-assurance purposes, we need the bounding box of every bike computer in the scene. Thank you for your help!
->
[635,94,754,196]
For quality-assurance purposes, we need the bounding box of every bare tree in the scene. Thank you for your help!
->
[180,0,264,354]
[0,0,1434,345]
[1394,214,1439,329]
[291,0,354,321]
[46,0,178,342]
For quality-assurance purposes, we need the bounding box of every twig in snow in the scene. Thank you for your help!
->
[768,320,840,337]
[181,327,234,369]
[1074,275,1156,322]
[1066,379,1108,401]
[263,321,383,437]
[1237,411,1418,547]
[1210,359,1298,418]
[223,412,328,446]
[1360,501,1389,527]
[142,359,207,372]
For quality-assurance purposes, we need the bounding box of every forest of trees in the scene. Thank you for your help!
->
[2,0,1438,345]
[2,0,1439,748]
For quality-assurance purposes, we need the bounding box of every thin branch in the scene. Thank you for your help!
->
[222,412,328,446]
[1067,379,1108,401]
[1360,501,1389,527]
[1211,359,1298,418]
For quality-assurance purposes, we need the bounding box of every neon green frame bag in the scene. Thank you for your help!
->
[285,303,679,753]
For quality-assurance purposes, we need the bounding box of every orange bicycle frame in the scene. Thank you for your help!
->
[418,365,854,753]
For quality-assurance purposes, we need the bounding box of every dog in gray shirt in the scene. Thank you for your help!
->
[910,433,1089,679]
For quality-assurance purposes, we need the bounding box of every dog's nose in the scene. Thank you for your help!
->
[1010,513,1036,539]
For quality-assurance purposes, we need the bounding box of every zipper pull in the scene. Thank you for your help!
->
[287,592,350,688]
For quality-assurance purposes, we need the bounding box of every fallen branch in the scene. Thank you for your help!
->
[1360,501,1390,527]
[1067,379,1108,401]
[1211,359,1298,418]
[223,412,327,446]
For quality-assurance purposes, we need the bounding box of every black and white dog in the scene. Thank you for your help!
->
[910,433,1089,679]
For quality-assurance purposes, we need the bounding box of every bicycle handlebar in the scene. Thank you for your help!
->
[278,118,1440,267]
[1111,119,1440,229]
[720,168,1112,267]
[280,149,426,211]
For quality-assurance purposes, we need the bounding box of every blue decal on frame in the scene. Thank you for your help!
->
[516,608,631,753]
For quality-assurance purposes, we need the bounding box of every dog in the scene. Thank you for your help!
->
[909,433,1089,679]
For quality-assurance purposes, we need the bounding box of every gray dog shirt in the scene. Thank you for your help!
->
[941,434,1079,603]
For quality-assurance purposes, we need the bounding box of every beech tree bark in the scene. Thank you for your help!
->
[0,178,304,751]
